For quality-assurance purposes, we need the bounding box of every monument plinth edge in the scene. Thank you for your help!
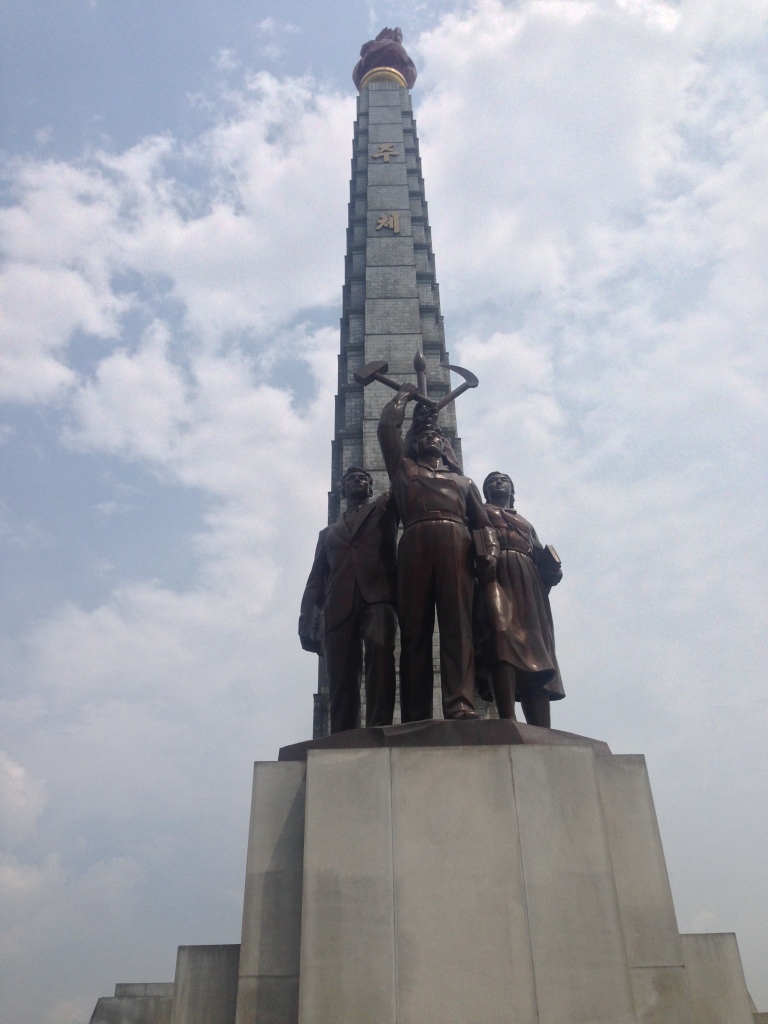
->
[278,718,611,761]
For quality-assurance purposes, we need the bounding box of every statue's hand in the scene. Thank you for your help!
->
[476,561,497,584]
[539,567,563,588]
[393,382,418,408]
[300,634,322,654]
[476,555,497,580]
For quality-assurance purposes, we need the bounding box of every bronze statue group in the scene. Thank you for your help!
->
[300,384,564,734]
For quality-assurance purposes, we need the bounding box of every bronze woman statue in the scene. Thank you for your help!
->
[476,472,564,727]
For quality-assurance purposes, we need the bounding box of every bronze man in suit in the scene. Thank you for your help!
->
[377,386,498,722]
[299,467,398,733]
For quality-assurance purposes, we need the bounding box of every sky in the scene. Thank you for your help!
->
[1,0,767,1020]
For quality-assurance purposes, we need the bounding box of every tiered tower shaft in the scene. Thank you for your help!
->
[313,76,462,737]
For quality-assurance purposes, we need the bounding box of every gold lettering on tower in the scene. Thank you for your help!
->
[372,143,398,162]
[375,213,400,234]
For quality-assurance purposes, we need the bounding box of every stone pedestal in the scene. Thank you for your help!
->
[289,743,643,1024]
[89,987,173,1024]
[681,933,754,1024]
[88,724,758,1024]
[170,946,240,1024]
[232,726,756,1024]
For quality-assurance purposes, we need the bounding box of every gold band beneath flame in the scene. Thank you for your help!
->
[358,67,408,90]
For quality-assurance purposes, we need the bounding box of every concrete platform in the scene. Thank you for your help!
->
[278,717,612,760]
[296,744,638,1024]
[89,994,172,1024]
[88,731,759,1024]
[170,945,240,1024]
[681,933,754,1024]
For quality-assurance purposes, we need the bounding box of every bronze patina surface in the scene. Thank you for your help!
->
[352,27,417,90]
[476,472,563,728]
[377,384,499,723]
[299,467,398,733]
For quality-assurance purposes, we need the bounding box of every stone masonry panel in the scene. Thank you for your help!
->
[362,335,425,377]
[368,87,403,106]
[415,249,433,272]
[346,314,364,345]
[367,185,411,210]
[362,418,388,460]
[368,162,408,187]
[343,349,364,378]
[366,266,419,298]
[362,387,407,422]
[345,391,363,427]
[341,437,363,468]
[424,351,452,385]
[368,105,404,124]
[418,278,437,305]
[369,123,405,145]
[420,314,442,343]
[366,237,415,266]
[365,298,421,335]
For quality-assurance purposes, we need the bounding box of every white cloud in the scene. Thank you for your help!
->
[0,502,54,552]
[0,68,346,1019]
[0,76,353,404]
[0,849,145,973]
[255,17,299,37]
[0,754,47,846]
[213,47,240,72]
[45,995,98,1024]
[416,0,768,314]
[66,321,336,498]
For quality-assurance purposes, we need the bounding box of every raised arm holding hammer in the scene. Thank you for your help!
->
[378,385,498,722]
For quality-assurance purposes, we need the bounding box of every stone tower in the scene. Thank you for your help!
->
[312,32,473,737]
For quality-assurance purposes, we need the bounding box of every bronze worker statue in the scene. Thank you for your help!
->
[476,472,564,727]
[299,467,398,733]
[377,384,498,722]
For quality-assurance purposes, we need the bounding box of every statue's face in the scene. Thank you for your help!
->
[416,430,443,458]
[486,474,514,507]
[344,470,372,502]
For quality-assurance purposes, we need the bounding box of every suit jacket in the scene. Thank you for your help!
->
[300,492,398,633]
